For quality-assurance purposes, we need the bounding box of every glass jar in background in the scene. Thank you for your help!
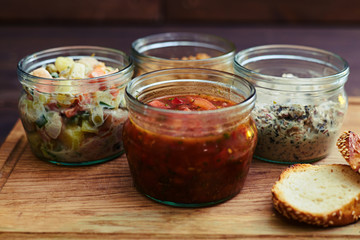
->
[17,46,134,166]
[234,44,349,164]
[123,68,257,207]
[131,32,236,76]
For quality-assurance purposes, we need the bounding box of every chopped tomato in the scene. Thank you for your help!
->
[192,97,216,110]
[78,94,91,105]
[110,88,120,98]
[171,97,184,105]
[64,105,80,118]
[147,94,234,111]
[89,66,106,78]
[99,84,108,91]
[148,100,170,109]
[63,99,81,118]
[178,105,191,111]
[47,102,59,111]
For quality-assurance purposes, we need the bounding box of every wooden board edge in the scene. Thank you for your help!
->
[348,96,360,105]
[0,120,27,192]
[0,232,359,240]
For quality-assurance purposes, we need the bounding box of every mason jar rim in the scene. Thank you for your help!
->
[17,45,134,82]
[234,44,349,86]
[131,32,236,63]
[125,68,256,116]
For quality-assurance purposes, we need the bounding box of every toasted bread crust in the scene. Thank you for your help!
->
[337,131,360,173]
[272,164,360,227]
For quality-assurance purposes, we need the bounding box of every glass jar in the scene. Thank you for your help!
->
[123,68,257,207]
[17,46,134,166]
[131,32,235,76]
[234,44,349,164]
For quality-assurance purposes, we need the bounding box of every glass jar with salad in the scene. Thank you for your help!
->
[234,44,349,164]
[123,68,257,207]
[17,46,134,166]
[131,32,235,76]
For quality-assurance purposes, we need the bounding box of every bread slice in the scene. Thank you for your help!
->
[272,164,360,227]
[337,131,360,173]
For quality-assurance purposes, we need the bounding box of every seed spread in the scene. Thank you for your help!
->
[253,101,345,163]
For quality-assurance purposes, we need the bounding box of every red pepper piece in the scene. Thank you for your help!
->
[171,97,184,105]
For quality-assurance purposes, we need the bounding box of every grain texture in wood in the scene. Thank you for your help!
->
[0,98,360,239]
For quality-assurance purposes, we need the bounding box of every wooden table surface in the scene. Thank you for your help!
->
[2,24,360,145]
[0,97,360,239]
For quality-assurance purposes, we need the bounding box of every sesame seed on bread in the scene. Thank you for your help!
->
[337,131,360,173]
[272,164,360,227]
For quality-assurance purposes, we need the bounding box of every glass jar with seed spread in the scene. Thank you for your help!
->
[131,32,235,76]
[123,68,257,207]
[17,46,134,166]
[234,44,349,164]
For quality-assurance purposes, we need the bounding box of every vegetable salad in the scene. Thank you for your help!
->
[19,56,128,164]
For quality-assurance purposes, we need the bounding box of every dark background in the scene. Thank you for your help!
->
[2,0,360,143]
[3,0,360,25]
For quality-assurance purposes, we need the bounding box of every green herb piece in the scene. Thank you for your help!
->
[223,132,230,139]
[51,72,59,78]
[80,112,90,120]
[35,115,48,128]
[99,101,114,109]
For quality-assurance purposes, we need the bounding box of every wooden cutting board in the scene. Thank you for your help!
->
[1,98,360,240]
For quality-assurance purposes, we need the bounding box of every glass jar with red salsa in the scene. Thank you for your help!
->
[123,68,257,207]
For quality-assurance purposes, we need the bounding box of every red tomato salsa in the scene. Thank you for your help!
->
[123,94,257,206]
[147,94,235,111]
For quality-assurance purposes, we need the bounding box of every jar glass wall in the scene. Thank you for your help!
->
[17,46,134,166]
[131,32,235,76]
[123,68,257,207]
[234,44,349,164]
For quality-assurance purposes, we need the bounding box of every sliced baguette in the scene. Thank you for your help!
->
[337,131,360,173]
[272,164,360,227]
